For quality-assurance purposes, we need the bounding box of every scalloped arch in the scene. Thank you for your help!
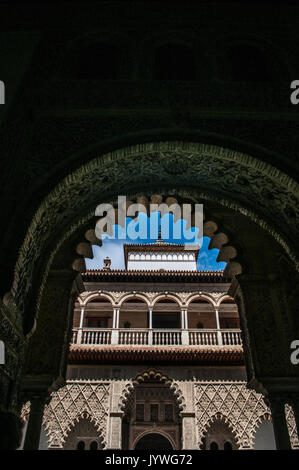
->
[118,368,186,414]
[11,141,299,325]
[199,412,240,448]
[62,412,106,449]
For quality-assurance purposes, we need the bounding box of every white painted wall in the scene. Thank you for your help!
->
[127,251,197,271]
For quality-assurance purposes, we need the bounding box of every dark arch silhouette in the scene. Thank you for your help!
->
[77,440,85,450]
[210,441,219,450]
[201,415,239,450]
[154,43,195,80]
[89,441,98,450]
[224,441,233,450]
[135,433,173,450]
[75,43,119,79]
[226,44,276,81]
[63,417,104,450]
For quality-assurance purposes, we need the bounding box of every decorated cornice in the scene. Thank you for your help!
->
[69,344,244,365]
[82,269,229,283]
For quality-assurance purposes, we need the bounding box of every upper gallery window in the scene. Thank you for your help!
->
[226,44,275,81]
[154,43,195,80]
[75,43,119,79]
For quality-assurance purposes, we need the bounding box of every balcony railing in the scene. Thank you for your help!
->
[72,328,242,347]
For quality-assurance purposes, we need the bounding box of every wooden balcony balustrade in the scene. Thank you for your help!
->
[72,328,242,347]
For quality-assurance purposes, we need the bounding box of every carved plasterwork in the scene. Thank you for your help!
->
[285,404,299,449]
[20,401,30,422]
[77,289,230,309]
[42,382,110,448]
[201,414,239,449]
[0,300,26,415]
[119,369,186,414]
[63,417,105,450]
[195,382,271,449]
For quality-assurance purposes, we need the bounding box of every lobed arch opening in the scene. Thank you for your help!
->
[252,413,275,450]
[8,138,294,330]
[119,369,184,450]
[62,415,105,450]
[8,141,298,408]
[200,413,240,450]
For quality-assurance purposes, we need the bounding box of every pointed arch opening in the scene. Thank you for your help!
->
[201,415,239,450]
[120,369,184,450]
[63,416,104,450]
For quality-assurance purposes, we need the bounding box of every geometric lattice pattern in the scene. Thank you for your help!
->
[285,404,299,449]
[42,382,110,448]
[195,382,272,449]
[20,401,30,421]
[40,381,298,450]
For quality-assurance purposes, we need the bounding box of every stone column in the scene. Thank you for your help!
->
[77,306,85,344]
[180,309,185,328]
[215,308,222,345]
[23,393,48,450]
[111,308,119,344]
[184,309,188,329]
[148,308,153,345]
[268,395,291,450]
[181,309,189,345]
[148,308,153,328]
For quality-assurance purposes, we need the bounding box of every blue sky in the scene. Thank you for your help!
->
[85,213,226,271]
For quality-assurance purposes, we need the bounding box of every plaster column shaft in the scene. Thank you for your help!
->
[215,308,222,345]
[215,308,220,329]
[184,309,188,329]
[112,308,117,328]
[77,306,85,344]
[269,396,291,450]
[181,310,185,329]
[181,310,189,345]
[148,308,153,345]
[23,395,47,450]
[79,306,85,328]
[111,308,119,344]
[148,308,153,329]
